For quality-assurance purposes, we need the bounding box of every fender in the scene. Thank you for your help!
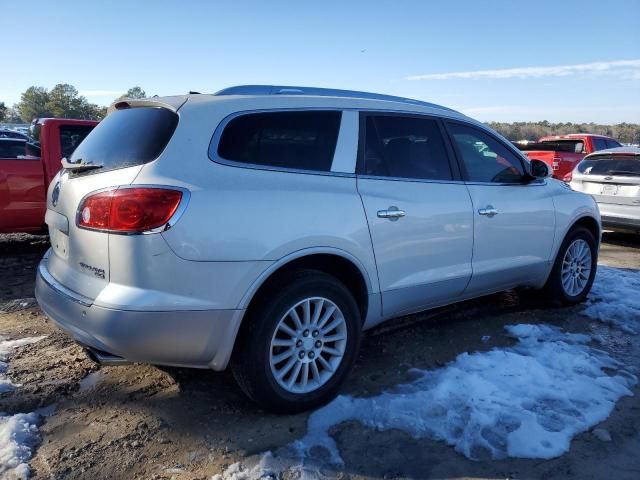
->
[238,246,378,310]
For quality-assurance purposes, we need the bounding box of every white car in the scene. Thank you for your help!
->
[570,147,640,234]
[36,86,601,411]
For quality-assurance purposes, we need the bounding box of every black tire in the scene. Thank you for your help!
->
[231,269,362,413]
[542,226,598,305]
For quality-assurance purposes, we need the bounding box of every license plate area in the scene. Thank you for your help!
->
[601,184,618,195]
[50,228,70,259]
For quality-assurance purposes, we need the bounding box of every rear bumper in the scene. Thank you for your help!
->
[35,259,244,370]
[598,203,640,233]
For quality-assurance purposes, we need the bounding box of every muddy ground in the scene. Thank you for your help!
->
[1,232,639,480]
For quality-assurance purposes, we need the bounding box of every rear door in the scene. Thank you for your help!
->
[45,106,179,300]
[0,140,45,232]
[357,113,473,317]
[445,121,556,294]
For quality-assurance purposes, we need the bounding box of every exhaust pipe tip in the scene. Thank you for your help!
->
[85,346,130,365]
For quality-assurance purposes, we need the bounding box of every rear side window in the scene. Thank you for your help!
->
[447,122,525,183]
[216,111,341,172]
[60,125,94,159]
[69,107,178,174]
[360,115,452,181]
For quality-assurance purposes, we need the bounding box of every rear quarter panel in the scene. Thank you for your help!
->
[132,97,379,296]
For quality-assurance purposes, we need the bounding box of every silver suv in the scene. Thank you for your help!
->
[36,86,601,412]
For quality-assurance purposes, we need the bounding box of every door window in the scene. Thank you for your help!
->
[360,115,452,180]
[447,123,525,183]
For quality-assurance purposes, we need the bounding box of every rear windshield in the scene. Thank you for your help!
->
[577,157,640,176]
[539,140,585,153]
[69,107,178,174]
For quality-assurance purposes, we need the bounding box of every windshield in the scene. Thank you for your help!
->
[577,157,640,176]
[69,107,178,174]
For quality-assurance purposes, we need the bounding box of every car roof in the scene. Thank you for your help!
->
[540,133,615,140]
[585,146,640,158]
[121,85,470,121]
[213,85,458,113]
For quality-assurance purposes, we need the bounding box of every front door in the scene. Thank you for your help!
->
[445,121,555,294]
[357,113,474,317]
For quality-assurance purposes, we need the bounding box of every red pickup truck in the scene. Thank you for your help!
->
[0,118,97,233]
[515,134,622,181]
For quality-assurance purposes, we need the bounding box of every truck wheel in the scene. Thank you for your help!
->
[231,270,361,413]
[543,226,598,305]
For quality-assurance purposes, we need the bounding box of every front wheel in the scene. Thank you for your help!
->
[543,226,598,305]
[231,270,362,413]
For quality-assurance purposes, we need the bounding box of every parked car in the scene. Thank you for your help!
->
[515,134,622,181]
[0,118,97,233]
[570,147,640,234]
[35,86,601,412]
[0,129,30,140]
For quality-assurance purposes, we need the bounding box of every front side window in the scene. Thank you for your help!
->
[360,115,452,181]
[447,123,525,183]
[605,139,621,149]
[217,111,341,172]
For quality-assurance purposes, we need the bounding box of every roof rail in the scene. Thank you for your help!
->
[213,85,456,112]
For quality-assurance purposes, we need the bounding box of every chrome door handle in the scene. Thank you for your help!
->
[478,205,498,217]
[377,206,406,221]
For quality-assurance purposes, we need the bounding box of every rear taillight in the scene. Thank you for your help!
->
[562,171,573,183]
[78,187,184,233]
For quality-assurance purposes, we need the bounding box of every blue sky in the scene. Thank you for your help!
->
[3,0,639,122]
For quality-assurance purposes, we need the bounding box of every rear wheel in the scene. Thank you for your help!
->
[231,270,361,413]
[543,226,598,305]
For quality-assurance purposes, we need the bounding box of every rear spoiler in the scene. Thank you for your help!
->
[106,95,188,115]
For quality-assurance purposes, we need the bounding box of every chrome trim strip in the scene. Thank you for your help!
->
[38,261,93,307]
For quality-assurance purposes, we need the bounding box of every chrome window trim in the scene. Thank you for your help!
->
[75,184,191,236]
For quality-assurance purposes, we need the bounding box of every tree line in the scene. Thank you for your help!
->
[487,121,640,145]
[2,86,639,145]
[0,86,146,124]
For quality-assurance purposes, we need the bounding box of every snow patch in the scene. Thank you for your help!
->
[0,336,46,479]
[583,266,640,334]
[213,324,636,479]
[0,413,40,480]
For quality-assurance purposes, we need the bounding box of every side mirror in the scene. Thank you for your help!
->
[530,159,551,178]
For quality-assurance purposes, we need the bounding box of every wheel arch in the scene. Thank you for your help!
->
[239,248,374,323]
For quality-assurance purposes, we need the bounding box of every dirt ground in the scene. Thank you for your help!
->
[1,232,639,480]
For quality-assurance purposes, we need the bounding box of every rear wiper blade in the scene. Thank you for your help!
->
[61,157,103,171]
